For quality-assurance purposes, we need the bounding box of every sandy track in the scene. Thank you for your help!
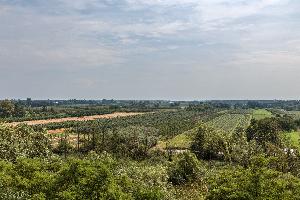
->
[48,128,66,134]
[9,112,144,126]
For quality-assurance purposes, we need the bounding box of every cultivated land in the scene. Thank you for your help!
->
[2,100,300,199]
[8,112,144,126]
[289,131,300,150]
[156,112,253,150]
[252,109,273,120]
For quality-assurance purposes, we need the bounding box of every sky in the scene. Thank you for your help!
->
[1,0,300,100]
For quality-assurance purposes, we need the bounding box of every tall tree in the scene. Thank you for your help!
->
[0,100,15,118]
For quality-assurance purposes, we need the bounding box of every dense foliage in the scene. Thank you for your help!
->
[0,124,51,162]
[207,157,300,200]
[0,154,171,199]
[2,105,300,199]
[0,100,25,118]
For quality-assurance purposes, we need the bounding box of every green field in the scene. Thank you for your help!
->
[207,113,252,134]
[3,99,300,199]
[166,128,196,149]
[156,128,196,150]
[252,109,273,120]
[159,113,252,150]
[289,131,300,150]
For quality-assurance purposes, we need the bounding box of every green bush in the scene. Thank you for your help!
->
[0,124,51,161]
[207,156,300,200]
[168,152,203,185]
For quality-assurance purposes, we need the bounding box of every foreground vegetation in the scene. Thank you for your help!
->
[2,100,300,199]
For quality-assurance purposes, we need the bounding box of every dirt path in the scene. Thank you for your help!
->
[9,112,144,126]
[48,128,66,134]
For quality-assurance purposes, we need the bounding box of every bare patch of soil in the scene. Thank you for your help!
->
[48,129,66,134]
[9,112,144,126]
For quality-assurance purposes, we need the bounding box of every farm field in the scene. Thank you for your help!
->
[159,112,252,150]
[2,100,300,199]
[252,109,273,120]
[8,112,144,126]
[2,0,300,197]
[207,113,252,133]
[289,131,300,150]
[156,128,197,150]
[45,110,207,148]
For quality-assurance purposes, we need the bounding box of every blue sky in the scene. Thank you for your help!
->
[1,0,300,100]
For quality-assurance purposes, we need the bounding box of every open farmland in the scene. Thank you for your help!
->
[8,112,144,126]
[207,113,252,133]
[1,100,300,199]
[46,110,209,149]
[252,109,273,120]
[159,112,252,150]
[289,131,300,150]
[2,0,300,198]
[156,128,197,150]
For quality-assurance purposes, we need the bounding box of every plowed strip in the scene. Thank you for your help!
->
[9,112,144,126]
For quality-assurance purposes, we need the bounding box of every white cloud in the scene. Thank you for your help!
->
[78,19,191,39]
[57,0,109,11]
[125,0,199,7]
[0,0,300,99]
[124,0,290,32]
[205,1,285,18]
[0,5,124,70]
[0,40,123,70]
[229,50,300,70]
[0,5,9,14]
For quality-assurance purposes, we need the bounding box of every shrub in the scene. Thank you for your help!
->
[168,152,203,185]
